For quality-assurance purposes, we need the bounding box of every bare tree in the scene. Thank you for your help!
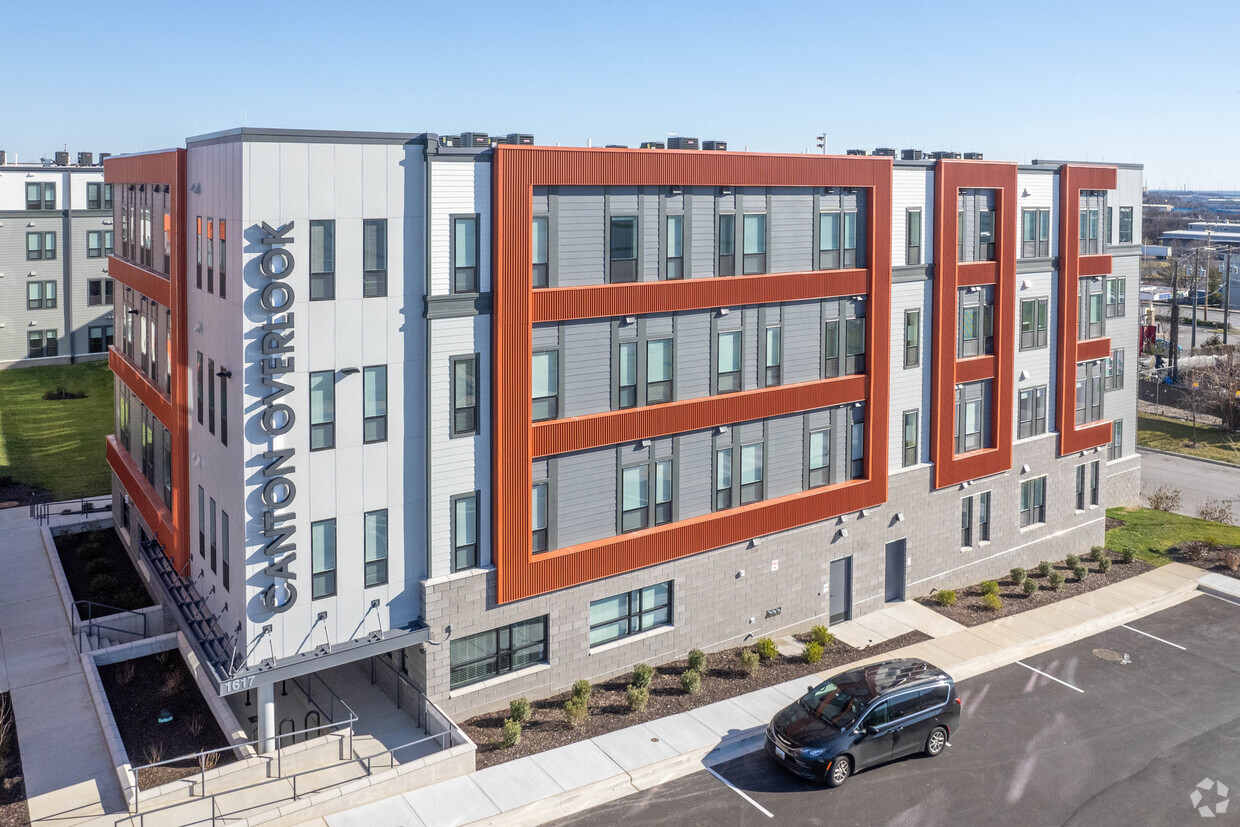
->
[1195,348,1240,430]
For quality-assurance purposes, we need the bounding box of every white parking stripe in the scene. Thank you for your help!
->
[1122,623,1187,650]
[1017,661,1085,693]
[706,767,774,819]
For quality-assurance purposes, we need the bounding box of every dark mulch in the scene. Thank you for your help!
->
[42,387,88,401]
[98,652,234,790]
[0,479,44,511]
[0,693,28,827]
[1172,544,1240,580]
[54,528,153,614]
[464,630,931,769]
[917,550,1153,627]
[1106,515,1127,530]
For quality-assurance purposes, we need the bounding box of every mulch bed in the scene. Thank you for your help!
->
[917,550,1153,627]
[0,693,28,827]
[0,480,44,511]
[98,652,234,790]
[54,528,153,613]
[464,630,930,769]
[1105,515,1127,530]
[1170,544,1240,580]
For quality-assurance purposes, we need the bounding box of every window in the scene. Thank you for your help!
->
[532,216,549,287]
[311,519,337,599]
[1107,206,1113,245]
[206,218,214,292]
[25,182,54,210]
[207,359,216,435]
[618,341,637,408]
[718,213,736,276]
[666,214,684,279]
[957,208,965,261]
[27,330,58,358]
[118,391,130,450]
[26,232,55,260]
[1076,361,1105,424]
[1075,463,1087,510]
[961,496,973,547]
[1020,477,1047,527]
[218,220,226,297]
[1079,279,1105,339]
[654,459,673,525]
[589,583,671,647]
[959,287,994,357]
[1018,386,1048,438]
[807,428,830,488]
[978,491,991,542]
[902,410,918,467]
[906,208,922,265]
[1119,207,1133,244]
[451,355,479,436]
[1110,419,1124,460]
[308,371,336,450]
[532,482,549,553]
[716,330,742,393]
[88,325,114,353]
[88,278,114,306]
[823,319,840,379]
[742,213,766,274]
[1090,460,1100,507]
[955,381,989,453]
[845,307,866,375]
[843,210,860,267]
[198,486,205,558]
[609,215,638,283]
[363,219,387,297]
[1079,206,1100,254]
[1106,277,1126,318]
[819,212,840,269]
[740,442,764,504]
[978,209,995,261]
[764,327,781,387]
[714,446,733,510]
[26,281,56,310]
[104,230,114,257]
[209,497,217,573]
[1020,298,1049,350]
[87,231,103,258]
[1022,209,1051,257]
[140,410,155,484]
[452,494,478,571]
[904,310,920,368]
[532,350,559,421]
[362,509,388,586]
[647,338,673,403]
[363,365,387,443]
[620,465,649,532]
[220,371,228,446]
[221,510,230,591]
[450,617,547,689]
[1105,348,1125,391]
[309,220,335,300]
[452,215,479,292]
[196,217,202,288]
[849,408,865,479]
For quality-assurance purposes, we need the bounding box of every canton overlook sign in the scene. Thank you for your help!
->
[254,221,298,614]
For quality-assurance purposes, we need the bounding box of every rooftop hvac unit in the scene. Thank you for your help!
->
[54,151,70,166]
[846,149,868,156]
[667,137,699,150]
[930,151,962,160]
[900,149,924,161]
[873,147,897,157]
[506,133,534,145]
[964,152,984,160]
[78,152,94,166]
[439,134,462,147]
[460,132,490,148]
[604,144,628,148]
[98,152,112,163]
[0,150,6,165]
[640,141,665,150]
[703,140,727,151]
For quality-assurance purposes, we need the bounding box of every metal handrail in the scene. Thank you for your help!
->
[74,599,150,634]
[362,729,456,774]
[77,620,146,653]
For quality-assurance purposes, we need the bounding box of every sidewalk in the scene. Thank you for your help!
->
[0,506,125,823]
[321,561,1209,827]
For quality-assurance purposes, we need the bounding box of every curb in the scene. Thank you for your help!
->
[1137,446,1240,471]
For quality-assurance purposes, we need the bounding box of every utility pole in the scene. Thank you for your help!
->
[816,134,827,155]
[1191,248,1200,350]
[1225,249,1233,345]
[1170,259,1181,382]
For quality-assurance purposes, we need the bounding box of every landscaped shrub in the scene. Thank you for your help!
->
[1047,571,1065,591]
[1145,485,1183,512]
[803,642,824,664]
[571,680,592,703]
[1181,540,1209,562]
[1072,564,1088,582]
[935,590,957,607]
[76,542,105,561]
[632,663,655,690]
[1224,551,1240,572]
[1037,561,1053,578]
[1023,579,1039,597]
[89,573,119,597]
[1065,554,1080,568]
[1197,499,1234,525]
[1010,568,1027,586]
[84,557,112,578]
[755,637,779,659]
[1089,547,1106,564]
[500,718,522,748]
[687,648,707,672]
[981,580,1000,597]
[1206,536,1223,550]
[1121,547,1136,564]
[564,697,588,727]
[1098,557,1112,574]
[626,685,649,713]
[680,669,702,694]
[741,649,761,676]
[509,697,532,724]
[981,593,1003,611]
[810,625,834,647]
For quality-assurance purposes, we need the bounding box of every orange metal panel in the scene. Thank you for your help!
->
[108,256,171,308]
[1077,337,1112,363]
[109,347,173,428]
[955,355,997,384]
[1077,254,1112,278]
[956,261,998,287]
[493,147,892,604]
[106,436,180,569]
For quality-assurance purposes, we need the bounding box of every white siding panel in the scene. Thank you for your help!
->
[888,281,930,472]
[892,168,929,268]
[429,162,487,296]
[1013,270,1058,438]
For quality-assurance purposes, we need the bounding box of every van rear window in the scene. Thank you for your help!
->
[920,685,950,708]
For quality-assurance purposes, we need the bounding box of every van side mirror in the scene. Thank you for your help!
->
[807,686,815,693]
[865,726,879,737]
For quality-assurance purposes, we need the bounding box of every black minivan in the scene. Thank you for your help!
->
[765,658,960,787]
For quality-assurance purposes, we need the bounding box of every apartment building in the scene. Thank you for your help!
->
[0,154,117,367]
[105,130,1140,749]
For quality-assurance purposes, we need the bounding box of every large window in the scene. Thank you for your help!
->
[823,319,840,379]
[1075,463,1088,511]
[906,208,922,265]
[716,330,742,393]
[310,220,335,300]
[714,446,733,510]
[1090,460,1100,506]
[1080,278,1105,340]
[958,286,994,357]
[451,355,479,436]
[654,459,673,525]
[1020,298,1049,350]
[1018,386,1048,439]
[609,215,638,283]
[740,443,764,504]
[849,408,865,479]
[532,350,559,421]
[961,496,973,548]
[1119,207,1133,244]
[955,381,989,454]
[718,213,736,276]
[843,211,860,267]
[977,209,995,261]
[1105,348,1125,391]
[1079,206,1100,254]
[452,494,478,571]
[742,213,766,274]
[27,330,57,358]
[363,219,387,297]
[666,214,684,280]
[87,278,114,306]
[904,310,920,368]
[196,352,203,424]
[532,482,549,553]
[88,325,114,354]
[218,220,226,296]
[978,491,991,542]
[452,215,479,292]
[589,583,671,647]
[26,182,54,210]
[208,359,216,435]
[902,410,918,467]
[311,519,337,599]
[807,428,830,488]
[532,216,549,287]
[763,327,782,387]
[27,281,56,310]
[220,371,229,446]
[363,365,388,443]
[206,219,214,292]
[845,307,866,375]
[819,212,840,269]
[1110,419,1124,460]
[209,497,217,572]
[1105,277,1126,318]
[198,486,205,558]
[221,510,230,591]
[1076,360,1105,424]
[1021,208,1051,258]
[647,338,673,403]
[309,371,335,450]
[449,617,547,689]
[1020,477,1047,528]
[26,231,55,260]
[620,465,649,532]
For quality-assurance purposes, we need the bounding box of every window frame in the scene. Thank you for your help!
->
[364,508,389,587]
[449,617,548,689]
[902,409,919,468]
[619,464,650,533]
[450,354,480,437]
[646,337,674,404]
[1017,385,1048,439]
[1019,297,1049,350]
[363,218,388,297]
[717,212,736,276]
[905,208,922,266]
[739,442,765,505]
[763,326,782,387]
[309,219,336,301]
[588,583,672,648]
[665,213,685,280]
[451,214,480,293]
[532,348,560,422]
[608,214,639,283]
[1020,476,1047,528]
[1119,207,1133,244]
[311,518,337,599]
[451,492,480,572]
[807,426,831,488]
[27,329,57,359]
[715,329,742,394]
[961,495,973,548]
[742,212,767,275]
[363,365,388,443]
[532,215,550,287]
[818,211,841,270]
[904,309,920,368]
[532,481,549,553]
[309,370,336,451]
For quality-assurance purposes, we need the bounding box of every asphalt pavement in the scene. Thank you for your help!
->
[1138,449,1240,517]
[551,594,1240,827]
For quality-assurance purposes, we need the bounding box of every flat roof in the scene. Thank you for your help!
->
[186,127,430,148]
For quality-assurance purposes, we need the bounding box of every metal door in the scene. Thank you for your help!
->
[829,556,852,624]
[885,540,907,603]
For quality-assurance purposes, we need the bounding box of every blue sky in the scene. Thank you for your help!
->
[4,0,1237,189]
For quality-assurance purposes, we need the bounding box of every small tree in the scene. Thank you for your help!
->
[564,697,588,727]
[687,648,707,672]
[626,685,649,713]
[740,649,760,676]
[1010,568,1027,585]
[802,641,824,664]
[632,663,655,690]
[680,669,702,694]
[509,697,532,724]
[500,718,522,748]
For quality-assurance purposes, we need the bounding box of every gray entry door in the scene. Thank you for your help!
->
[829,557,852,624]
[885,539,907,603]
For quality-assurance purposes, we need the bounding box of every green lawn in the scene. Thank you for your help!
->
[1105,506,1240,566]
[0,361,114,497]
[1137,412,1240,466]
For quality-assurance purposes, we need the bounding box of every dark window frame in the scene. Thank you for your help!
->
[309,219,336,301]
[363,218,388,297]
[904,309,920,368]
[311,518,337,599]
[451,492,480,572]
[449,617,548,690]
[906,208,922,266]
[450,354,480,437]
[1020,476,1047,528]
[588,583,672,648]
[902,409,919,467]
[451,214,480,293]
[532,348,560,421]
[365,508,389,587]
[309,370,336,450]
[608,214,639,283]
[363,365,388,444]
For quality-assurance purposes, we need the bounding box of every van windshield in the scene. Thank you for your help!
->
[799,679,870,729]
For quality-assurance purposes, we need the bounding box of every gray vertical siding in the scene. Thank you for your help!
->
[676,310,711,401]
[769,188,813,273]
[562,319,611,418]
[767,413,803,499]
[782,300,821,384]
[555,447,618,548]
[556,187,604,286]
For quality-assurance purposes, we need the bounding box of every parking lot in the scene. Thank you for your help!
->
[553,593,1240,826]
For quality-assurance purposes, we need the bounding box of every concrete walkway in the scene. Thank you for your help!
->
[0,506,125,823]
[322,562,1208,827]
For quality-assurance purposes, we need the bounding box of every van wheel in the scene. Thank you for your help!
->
[825,754,851,787]
[925,726,948,757]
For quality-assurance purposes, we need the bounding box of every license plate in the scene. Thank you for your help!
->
[774,746,786,760]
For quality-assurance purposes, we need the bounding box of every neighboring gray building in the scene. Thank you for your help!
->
[0,154,116,368]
